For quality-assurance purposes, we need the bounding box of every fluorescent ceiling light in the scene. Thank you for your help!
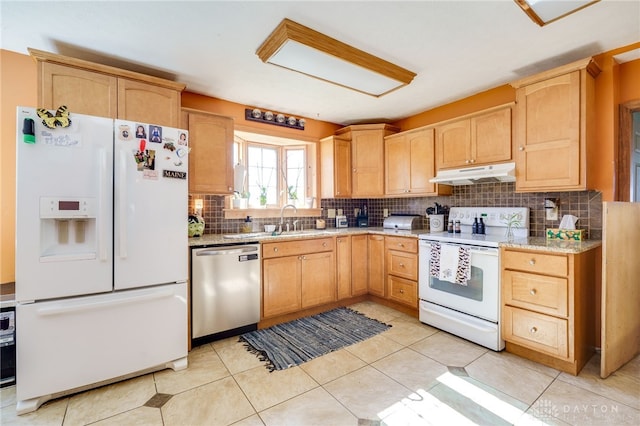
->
[514,0,600,26]
[256,19,416,97]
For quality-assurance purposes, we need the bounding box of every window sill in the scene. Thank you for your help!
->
[223,208,323,219]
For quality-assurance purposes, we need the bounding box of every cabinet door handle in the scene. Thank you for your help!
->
[470,159,475,164]
[519,146,525,151]
[398,243,404,247]
[530,327,538,334]
[399,289,405,294]
[302,255,307,260]
[465,160,470,164]
[353,168,357,172]
[399,263,405,268]
[530,288,537,296]
[529,259,536,265]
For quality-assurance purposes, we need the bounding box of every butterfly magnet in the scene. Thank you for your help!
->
[36,106,71,129]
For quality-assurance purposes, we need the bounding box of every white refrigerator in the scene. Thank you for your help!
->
[15,106,189,414]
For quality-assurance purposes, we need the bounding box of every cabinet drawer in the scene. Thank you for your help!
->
[262,237,334,259]
[387,250,417,280]
[387,275,417,307]
[385,236,417,253]
[502,250,567,276]
[503,306,569,359]
[503,270,568,317]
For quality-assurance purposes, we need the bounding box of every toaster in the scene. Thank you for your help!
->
[335,215,348,228]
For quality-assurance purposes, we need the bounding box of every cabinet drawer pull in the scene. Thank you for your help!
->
[322,242,327,247]
[529,258,536,265]
[399,263,405,268]
[530,327,538,334]
[273,247,278,252]
[398,243,404,247]
[530,288,537,296]
[399,289,404,294]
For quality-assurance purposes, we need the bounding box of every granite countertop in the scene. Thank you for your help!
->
[188,227,424,247]
[500,237,602,254]
[189,229,601,254]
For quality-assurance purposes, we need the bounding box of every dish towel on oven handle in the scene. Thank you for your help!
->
[429,242,471,285]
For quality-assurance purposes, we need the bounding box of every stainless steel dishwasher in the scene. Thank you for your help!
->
[191,243,260,344]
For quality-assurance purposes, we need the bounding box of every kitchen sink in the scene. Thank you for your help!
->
[222,232,269,239]
[222,230,337,239]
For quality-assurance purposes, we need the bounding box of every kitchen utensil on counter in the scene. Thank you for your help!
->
[429,214,445,232]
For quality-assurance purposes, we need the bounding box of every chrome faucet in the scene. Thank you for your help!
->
[279,204,297,233]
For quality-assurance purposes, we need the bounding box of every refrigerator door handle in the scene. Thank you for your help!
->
[98,147,109,261]
[118,149,128,259]
[37,289,175,316]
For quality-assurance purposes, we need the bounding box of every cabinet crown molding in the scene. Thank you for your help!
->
[28,47,186,92]
[510,57,601,89]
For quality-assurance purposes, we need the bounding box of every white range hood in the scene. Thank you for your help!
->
[430,162,516,186]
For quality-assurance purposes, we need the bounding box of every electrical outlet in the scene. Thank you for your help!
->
[327,208,336,219]
[337,209,343,215]
[383,208,389,218]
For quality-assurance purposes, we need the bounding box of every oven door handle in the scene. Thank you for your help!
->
[469,248,498,256]
[420,241,498,257]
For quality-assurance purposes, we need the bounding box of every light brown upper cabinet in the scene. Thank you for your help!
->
[30,48,185,127]
[320,136,352,198]
[511,58,601,192]
[334,124,399,198]
[182,109,234,195]
[385,127,451,197]
[435,105,512,170]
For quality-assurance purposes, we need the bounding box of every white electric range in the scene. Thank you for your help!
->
[418,207,529,351]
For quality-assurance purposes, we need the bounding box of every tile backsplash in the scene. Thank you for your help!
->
[190,182,602,239]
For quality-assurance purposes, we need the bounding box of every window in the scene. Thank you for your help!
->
[235,132,312,209]
[247,144,278,207]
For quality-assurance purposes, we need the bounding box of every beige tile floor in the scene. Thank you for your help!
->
[1,301,638,426]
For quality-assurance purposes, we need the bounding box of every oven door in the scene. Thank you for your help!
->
[419,240,499,322]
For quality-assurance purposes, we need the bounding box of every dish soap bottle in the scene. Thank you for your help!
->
[472,216,479,234]
[241,216,253,233]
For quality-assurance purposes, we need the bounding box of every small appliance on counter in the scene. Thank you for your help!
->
[383,214,423,232]
[335,215,348,228]
[357,205,369,227]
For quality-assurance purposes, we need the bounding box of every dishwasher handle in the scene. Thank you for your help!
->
[195,246,259,256]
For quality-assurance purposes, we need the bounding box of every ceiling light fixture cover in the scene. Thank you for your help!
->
[514,0,600,26]
[256,18,416,97]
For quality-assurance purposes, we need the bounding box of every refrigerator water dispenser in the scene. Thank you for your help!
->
[39,197,97,260]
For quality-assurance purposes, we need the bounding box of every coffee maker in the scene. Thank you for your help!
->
[356,204,369,227]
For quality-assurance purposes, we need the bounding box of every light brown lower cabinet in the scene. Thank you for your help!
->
[385,236,418,308]
[262,238,335,318]
[501,246,598,375]
[351,235,369,296]
[368,235,385,297]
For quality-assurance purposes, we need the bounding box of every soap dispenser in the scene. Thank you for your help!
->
[241,216,253,233]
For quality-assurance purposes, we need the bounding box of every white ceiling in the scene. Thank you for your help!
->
[1,1,639,126]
